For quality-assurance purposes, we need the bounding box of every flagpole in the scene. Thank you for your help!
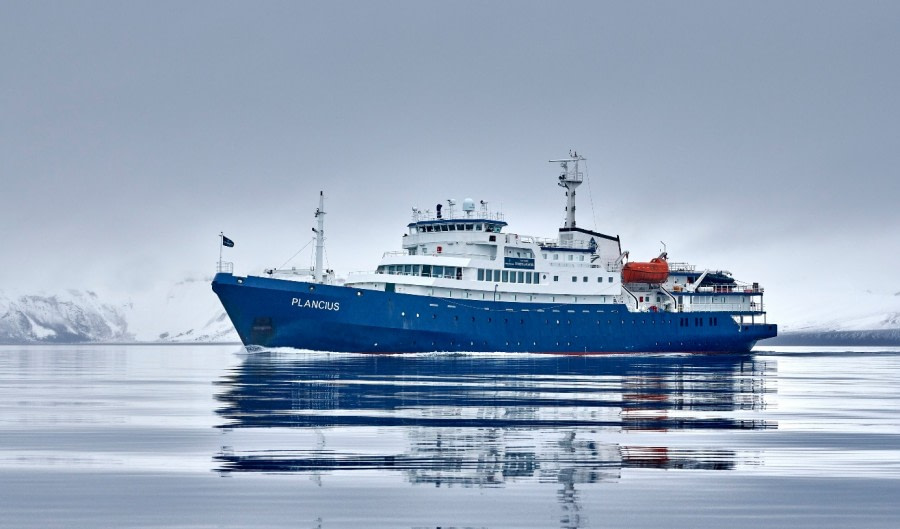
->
[218,231,223,271]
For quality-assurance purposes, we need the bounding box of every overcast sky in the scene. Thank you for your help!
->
[2,1,899,321]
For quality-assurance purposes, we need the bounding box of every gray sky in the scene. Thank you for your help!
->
[3,1,899,321]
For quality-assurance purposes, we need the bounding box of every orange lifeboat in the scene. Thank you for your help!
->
[622,253,669,284]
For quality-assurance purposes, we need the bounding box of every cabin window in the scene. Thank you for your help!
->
[518,271,525,283]
[583,276,588,282]
[449,224,456,231]
[502,271,509,282]
[580,255,585,261]
[525,273,532,284]
[465,224,473,231]
[441,224,449,231]
[478,269,485,281]
[475,223,482,231]
[554,254,559,260]
[425,226,433,232]
[597,277,602,283]
[571,276,577,282]
[553,275,559,282]
[422,265,431,277]
[608,277,613,283]
[568,254,573,261]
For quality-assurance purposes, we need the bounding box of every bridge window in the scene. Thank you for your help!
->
[475,223,482,231]
[478,269,485,281]
[518,272,525,283]
[465,224,473,231]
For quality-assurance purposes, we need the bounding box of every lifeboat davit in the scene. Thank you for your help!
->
[622,253,669,284]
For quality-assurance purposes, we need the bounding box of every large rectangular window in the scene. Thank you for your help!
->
[493,270,500,282]
[518,271,524,283]
[502,270,509,282]
[478,269,485,281]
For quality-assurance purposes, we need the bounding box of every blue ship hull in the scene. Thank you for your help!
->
[212,273,777,354]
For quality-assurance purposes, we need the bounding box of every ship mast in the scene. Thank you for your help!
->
[549,150,585,228]
[313,191,325,283]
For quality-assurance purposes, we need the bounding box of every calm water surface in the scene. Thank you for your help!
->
[2,344,899,528]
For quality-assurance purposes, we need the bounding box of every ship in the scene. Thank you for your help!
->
[212,152,776,353]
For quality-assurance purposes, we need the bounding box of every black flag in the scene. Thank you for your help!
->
[222,235,235,248]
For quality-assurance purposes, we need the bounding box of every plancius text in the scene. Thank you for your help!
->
[290,297,340,311]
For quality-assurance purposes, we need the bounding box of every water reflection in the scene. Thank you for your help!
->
[215,353,772,484]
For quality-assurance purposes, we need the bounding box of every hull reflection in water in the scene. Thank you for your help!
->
[214,352,773,484]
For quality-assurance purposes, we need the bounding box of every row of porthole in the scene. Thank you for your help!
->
[397,313,683,327]
[403,340,685,348]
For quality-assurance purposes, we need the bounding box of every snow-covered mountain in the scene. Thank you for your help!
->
[124,277,238,343]
[778,289,900,333]
[0,289,131,343]
[0,278,238,344]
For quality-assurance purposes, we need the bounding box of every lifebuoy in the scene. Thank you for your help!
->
[437,246,442,253]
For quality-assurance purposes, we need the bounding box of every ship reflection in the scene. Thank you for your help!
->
[215,353,772,527]
[215,353,772,482]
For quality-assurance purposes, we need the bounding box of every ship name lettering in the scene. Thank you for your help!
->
[290,297,340,311]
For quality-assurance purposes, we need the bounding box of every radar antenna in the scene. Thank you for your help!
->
[549,151,586,228]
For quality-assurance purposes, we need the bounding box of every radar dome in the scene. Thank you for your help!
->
[462,198,475,212]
